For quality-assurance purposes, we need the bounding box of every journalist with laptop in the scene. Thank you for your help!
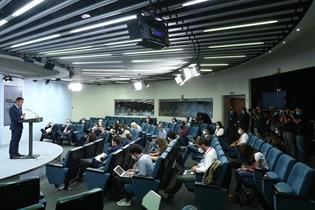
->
[116,144,154,207]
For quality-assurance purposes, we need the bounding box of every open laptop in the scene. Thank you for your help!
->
[113,165,130,177]
[183,169,195,175]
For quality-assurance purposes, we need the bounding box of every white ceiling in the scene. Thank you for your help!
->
[0,0,313,84]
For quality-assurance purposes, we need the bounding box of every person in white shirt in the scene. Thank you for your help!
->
[230,125,249,146]
[130,122,142,132]
[157,123,167,138]
[214,121,225,137]
[158,136,217,198]
[225,124,248,159]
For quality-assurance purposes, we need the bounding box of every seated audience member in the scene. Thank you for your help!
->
[178,122,189,146]
[215,121,225,137]
[157,123,167,138]
[224,124,249,159]
[79,136,123,177]
[171,117,178,124]
[93,119,106,137]
[228,144,268,202]
[130,122,142,132]
[182,130,212,164]
[167,131,177,144]
[146,115,153,124]
[57,119,73,144]
[116,144,154,207]
[79,117,89,134]
[159,137,217,198]
[120,125,131,139]
[40,122,54,141]
[184,116,191,127]
[149,138,168,161]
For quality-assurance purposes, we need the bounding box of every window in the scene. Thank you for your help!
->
[115,99,154,116]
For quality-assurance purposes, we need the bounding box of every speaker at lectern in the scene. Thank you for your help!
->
[20,109,43,159]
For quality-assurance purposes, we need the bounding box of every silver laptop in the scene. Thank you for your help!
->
[114,165,129,177]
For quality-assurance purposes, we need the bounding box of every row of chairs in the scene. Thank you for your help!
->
[45,138,105,189]
[247,134,315,210]
[0,176,104,210]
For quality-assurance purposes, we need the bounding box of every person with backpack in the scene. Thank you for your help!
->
[158,136,217,198]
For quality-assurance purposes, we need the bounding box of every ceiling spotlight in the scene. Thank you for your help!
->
[268,50,272,53]
[175,75,183,84]
[296,28,301,31]
[81,13,91,19]
[132,81,143,91]
[282,41,286,44]
[45,79,50,84]
[2,75,13,82]
[68,82,83,91]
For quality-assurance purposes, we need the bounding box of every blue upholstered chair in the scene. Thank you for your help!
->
[272,162,315,210]
[261,154,296,206]
[55,188,103,210]
[0,176,46,209]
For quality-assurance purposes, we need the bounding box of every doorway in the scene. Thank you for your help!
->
[223,95,246,126]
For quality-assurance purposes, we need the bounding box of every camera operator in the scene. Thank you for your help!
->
[291,107,306,162]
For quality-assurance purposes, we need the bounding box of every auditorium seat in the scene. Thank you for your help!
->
[85,149,124,191]
[0,176,46,209]
[17,203,45,210]
[55,188,103,210]
[129,152,167,202]
[261,154,296,206]
[272,162,315,210]
[46,146,84,189]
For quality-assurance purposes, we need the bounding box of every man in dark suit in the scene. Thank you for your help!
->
[9,97,26,159]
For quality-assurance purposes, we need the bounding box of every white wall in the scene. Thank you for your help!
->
[72,22,315,123]
[1,79,72,145]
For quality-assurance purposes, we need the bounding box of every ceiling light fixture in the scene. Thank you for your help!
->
[204,20,278,32]
[124,48,183,55]
[282,41,286,44]
[81,14,91,19]
[209,42,264,48]
[58,53,112,59]
[204,55,247,59]
[104,39,141,46]
[40,46,93,54]
[70,15,137,34]
[2,75,13,82]
[200,69,213,72]
[43,47,103,56]
[68,82,83,91]
[133,81,143,91]
[0,19,8,27]
[81,69,125,72]
[183,0,208,7]
[175,75,183,84]
[12,0,45,17]
[11,34,61,48]
[200,63,229,66]
[296,28,301,31]
[72,61,122,64]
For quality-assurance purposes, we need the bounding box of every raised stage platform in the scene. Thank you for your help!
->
[0,141,63,180]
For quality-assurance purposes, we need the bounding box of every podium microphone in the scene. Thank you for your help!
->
[24,108,39,118]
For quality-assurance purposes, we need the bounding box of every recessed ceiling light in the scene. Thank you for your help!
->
[81,69,125,72]
[282,41,286,44]
[268,50,272,53]
[12,0,45,17]
[59,54,112,59]
[209,42,264,48]
[11,34,61,48]
[43,47,103,56]
[204,20,278,33]
[81,14,91,19]
[296,28,301,31]
[0,19,8,27]
[200,69,213,72]
[40,46,93,54]
[124,48,183,55]
[183,0,208,7]
[70,15,137,34]
[204,55,247,59]
[200,64,229,66]
[104,39,141,46]
[72,61,122,64]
